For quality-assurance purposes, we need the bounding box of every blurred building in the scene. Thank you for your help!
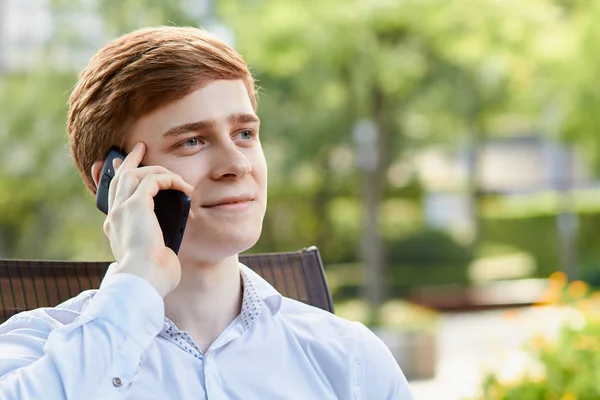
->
[0,0,230,73]
[418,135,592,195]
[418,134,595,233]
[0,0,101,72]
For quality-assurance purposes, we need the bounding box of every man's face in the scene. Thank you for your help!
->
[126,79,267,264]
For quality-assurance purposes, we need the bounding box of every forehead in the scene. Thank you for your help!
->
[127,79,256,145]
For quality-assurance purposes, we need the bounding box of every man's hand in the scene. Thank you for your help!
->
[102,142,194,298]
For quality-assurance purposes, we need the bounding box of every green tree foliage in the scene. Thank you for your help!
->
[1,0,600,301]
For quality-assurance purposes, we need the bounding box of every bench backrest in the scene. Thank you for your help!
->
[0,247,333,323]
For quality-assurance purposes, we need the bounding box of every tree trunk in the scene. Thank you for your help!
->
[361,87,393,325]
[313,148,333,256]
[464,111,487,256]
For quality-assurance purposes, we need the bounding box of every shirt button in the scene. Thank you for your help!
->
[112,377,123,387]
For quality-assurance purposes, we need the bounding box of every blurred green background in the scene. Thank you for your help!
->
[2,0,600,315]
[8,0,600,395]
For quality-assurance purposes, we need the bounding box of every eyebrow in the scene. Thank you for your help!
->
[162,112,260,138]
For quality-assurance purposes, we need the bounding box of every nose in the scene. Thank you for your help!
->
[209,141,252,180]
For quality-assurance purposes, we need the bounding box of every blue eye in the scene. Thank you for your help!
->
[239,130,253,140]
[185,138,199,147]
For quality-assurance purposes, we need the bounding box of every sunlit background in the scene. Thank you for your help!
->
[3,0,600,398]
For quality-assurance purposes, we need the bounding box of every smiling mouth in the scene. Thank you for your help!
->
[203,200,253,212]
[202,196,255,209]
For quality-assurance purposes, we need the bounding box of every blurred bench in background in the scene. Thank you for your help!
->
[409,278,549,312]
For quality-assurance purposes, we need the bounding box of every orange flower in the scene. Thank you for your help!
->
[589,291,600,303]
[550,271,567,287]
[568,280,589,299]
[536,286,562,305]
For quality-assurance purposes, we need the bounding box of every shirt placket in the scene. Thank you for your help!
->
[156,268,266,398]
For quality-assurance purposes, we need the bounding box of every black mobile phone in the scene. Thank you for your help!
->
[96,147,191,254]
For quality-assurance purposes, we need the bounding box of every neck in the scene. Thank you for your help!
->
[163,254,243,353]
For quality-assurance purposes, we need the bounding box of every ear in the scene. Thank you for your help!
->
[91,160,104,189]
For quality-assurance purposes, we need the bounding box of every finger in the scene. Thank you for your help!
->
[119,142,146,171]
[112,157,124,171]
[108,158,125,209]
[109,142,144,191]
[108,144,143,211]
[130,174,194,204]
[113,166,182,205]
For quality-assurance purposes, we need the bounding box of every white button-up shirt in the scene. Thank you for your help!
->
[0,264,413,399]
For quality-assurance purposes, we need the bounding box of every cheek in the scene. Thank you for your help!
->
[250,148,267,185]
[170,159,207,187]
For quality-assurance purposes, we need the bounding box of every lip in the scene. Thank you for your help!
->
[204,200,253,212]
[202,195,255,208]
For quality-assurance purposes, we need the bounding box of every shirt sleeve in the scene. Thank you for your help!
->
[0,272,164,400]
[355,323,415,400]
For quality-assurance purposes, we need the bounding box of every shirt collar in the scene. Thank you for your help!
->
[158,262,283,343]
[238,263,283,316]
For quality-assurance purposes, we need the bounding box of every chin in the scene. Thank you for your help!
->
[178,226,262,264]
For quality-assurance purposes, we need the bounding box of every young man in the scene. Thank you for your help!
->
[0,27,413,399]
